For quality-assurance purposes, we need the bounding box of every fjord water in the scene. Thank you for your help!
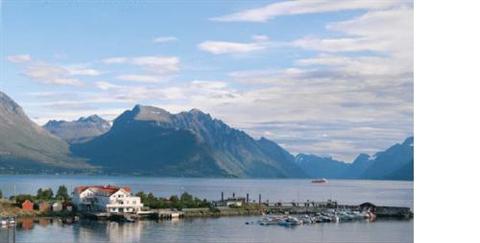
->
[0,176,413,243]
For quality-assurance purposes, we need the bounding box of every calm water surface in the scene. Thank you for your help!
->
[0,175,413,243]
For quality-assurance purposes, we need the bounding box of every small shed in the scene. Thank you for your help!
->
[52,202,63,212]
[22,200,34,211]
[226,198,245,207]
[39,201,50,212]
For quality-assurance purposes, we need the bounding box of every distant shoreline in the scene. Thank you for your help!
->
[0,173,414,182]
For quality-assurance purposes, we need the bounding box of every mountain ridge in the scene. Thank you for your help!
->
[1,90,413,179]
[72,105,307,178]
[295,137,413,181]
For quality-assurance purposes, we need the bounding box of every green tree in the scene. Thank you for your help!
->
[0,189,3,199]
[55,185,70,201]
[12,194,35,205]
[180,192,193,202]
[36,188,54,200]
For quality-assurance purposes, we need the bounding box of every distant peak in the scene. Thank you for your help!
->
[184,108,212,120]
[188,108,211,117]
[132,104,168,113]
[79,114,105,123]
[44,120,64,126]
[352,153,371,163]
[118,104,172,123]
[189,108,204,113]
[403,136,414,146]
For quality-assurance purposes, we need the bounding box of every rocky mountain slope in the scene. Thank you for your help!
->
[0,91,91,173]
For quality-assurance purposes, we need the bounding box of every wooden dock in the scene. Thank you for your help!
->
[264,202,413,219]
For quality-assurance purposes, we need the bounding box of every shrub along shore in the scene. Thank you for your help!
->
[0,187,264,219]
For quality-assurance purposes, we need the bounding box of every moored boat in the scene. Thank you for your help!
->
[311,178,328,184]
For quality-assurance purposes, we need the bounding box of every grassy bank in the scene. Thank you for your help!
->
[182,204,267,217]
[1,199,77,218]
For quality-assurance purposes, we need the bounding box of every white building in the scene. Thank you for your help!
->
[52,202,63,212]
[72,185,143,213]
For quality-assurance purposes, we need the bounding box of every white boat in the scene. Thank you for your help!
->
[278,216,302,226]
[311,178,328,184]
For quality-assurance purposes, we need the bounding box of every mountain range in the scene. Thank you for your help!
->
[0,90,413,180]
[295,137,413,180]
[71,105,306,178]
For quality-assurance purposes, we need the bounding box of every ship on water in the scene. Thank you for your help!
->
[311,178,328,184]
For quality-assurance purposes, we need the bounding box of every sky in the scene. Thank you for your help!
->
[1,0,413,161]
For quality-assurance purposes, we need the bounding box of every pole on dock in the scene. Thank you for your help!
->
[233,192,235,199]
[246,193,249,203]
[259,194,262,204]
[221,192,224,201]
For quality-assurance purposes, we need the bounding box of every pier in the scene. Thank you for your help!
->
[213,192,413,219]
[264,202,413,219]
[79,192,413,222]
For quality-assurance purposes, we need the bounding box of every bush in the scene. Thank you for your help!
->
[37,188,54,200]
[135,191,211,209]
[11,194,35,205]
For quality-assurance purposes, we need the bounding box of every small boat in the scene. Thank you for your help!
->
[8,217,16,225]
[278,216,302,226]
[258,215,284,225]
[311,178,328,184]
[299,215,313,224]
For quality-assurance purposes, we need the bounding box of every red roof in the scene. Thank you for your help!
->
[74,185,131,196]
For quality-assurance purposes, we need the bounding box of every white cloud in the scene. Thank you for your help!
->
[103,56,180,76]
[295,54,411,77]
[65,66,101,76]
[95,81,121,90]
[23,64,83,86]
[130,56,180,74]
[211,0,410,22]
[8,56,102,86]
[116,74,161,83]
[153,36,178,43]
[102,57,128,64]
[292,7,413,57]
[191,80,228,89]
[6,54,32,63]
[252,35,270,42]
[291,7,413,83]
[198,41,265,54]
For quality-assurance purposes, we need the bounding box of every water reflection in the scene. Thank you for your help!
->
[1,217,413,243]
[72,220,143,243]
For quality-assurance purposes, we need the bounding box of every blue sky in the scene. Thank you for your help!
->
[1,0,413,161]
